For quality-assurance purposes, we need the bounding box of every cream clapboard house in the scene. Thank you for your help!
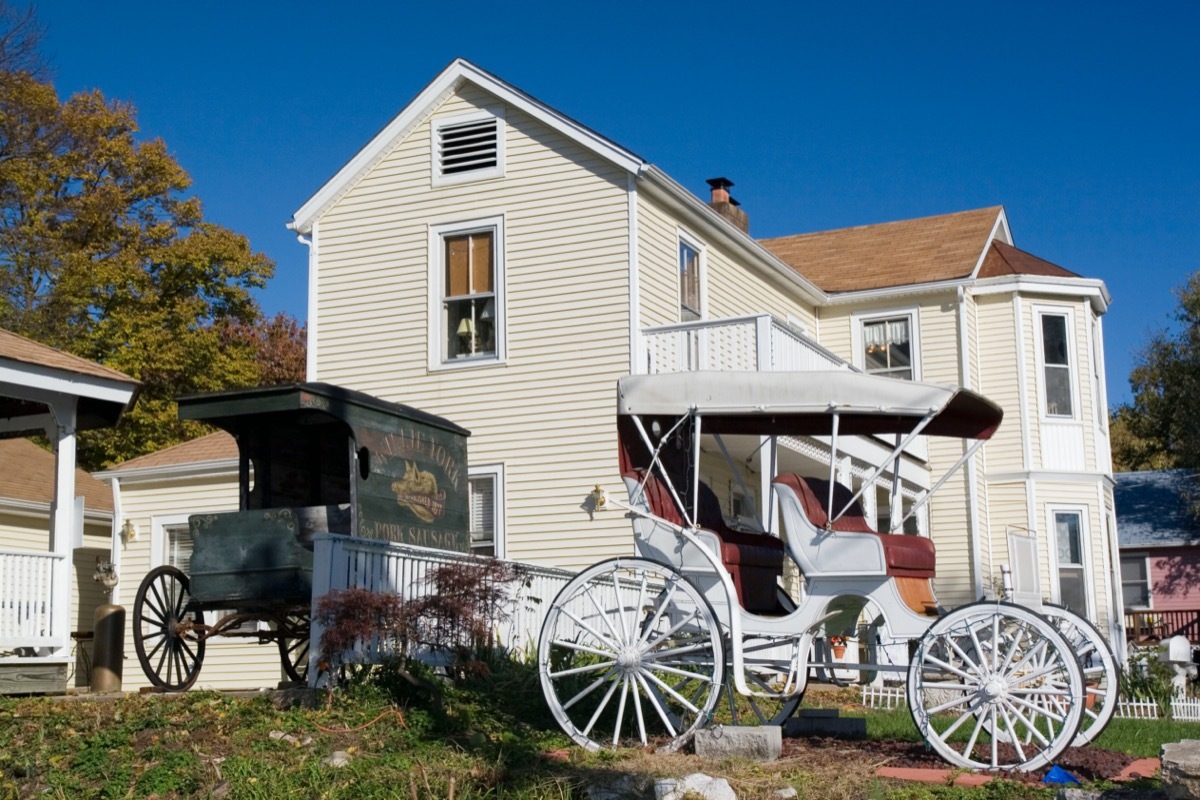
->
[281,58,1121,651]
[93,57,1120,692]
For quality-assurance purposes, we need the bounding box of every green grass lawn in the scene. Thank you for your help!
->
[0,671,1188,800]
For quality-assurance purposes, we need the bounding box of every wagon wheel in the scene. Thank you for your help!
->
[718,636,807,727]
[277,611,311,684]
[133,565,206,691]
[906,602,1084,772]
[538,557,725,752]
[1039,604,1119,747]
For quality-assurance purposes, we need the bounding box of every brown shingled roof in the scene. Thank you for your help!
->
[0,328,136,384]
[978,240,1081,279]
[106,431,237,473]
[758,207,1002,293]
[0,437,113,513]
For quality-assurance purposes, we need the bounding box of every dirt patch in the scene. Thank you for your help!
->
[781,736,1137,783]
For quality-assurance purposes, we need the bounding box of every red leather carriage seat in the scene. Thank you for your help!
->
[772,474,936,579]
[625,469,784,613]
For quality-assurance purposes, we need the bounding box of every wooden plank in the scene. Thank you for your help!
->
[0,662,67,695]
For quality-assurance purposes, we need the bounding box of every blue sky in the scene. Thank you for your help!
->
[39,2,1198,405]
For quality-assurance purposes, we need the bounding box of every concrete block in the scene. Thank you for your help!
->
[1163,740,1200,799]
[694,725,782,761]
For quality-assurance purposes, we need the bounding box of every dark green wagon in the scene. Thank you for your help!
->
[131,383,470,691]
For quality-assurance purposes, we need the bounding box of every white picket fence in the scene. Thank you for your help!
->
[861,683,907,709]
[309,534,575,679]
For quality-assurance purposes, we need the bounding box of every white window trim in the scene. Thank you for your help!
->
[469,463,505,559]
[676,228,707,321]
[1120,551,1153,610]
[1046,505,1094,618]
[150,513,192,569]
[850,307,922,380]
[430,107,506,187]
[428,215,507,371]
[1033,304,1081,422]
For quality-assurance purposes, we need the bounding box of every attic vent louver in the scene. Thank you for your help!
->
[438,117,499,176]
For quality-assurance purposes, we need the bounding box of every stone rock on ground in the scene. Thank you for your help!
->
[1055,790,1167,800]
[1163,740,1200,800]
[694,725,782,761]
[655,773,737,800]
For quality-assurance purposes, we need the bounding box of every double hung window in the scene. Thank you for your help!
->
[861,315,915,380]
[1120,554,1151,609]
[1053,510,1087,614]
[1039,311,1075,418]
[679,240,701,321]
[432,217,504,366]
[468,466,503,557]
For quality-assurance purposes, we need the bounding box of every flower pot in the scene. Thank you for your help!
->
[1085,681,1099,710]
[831,644,847,659]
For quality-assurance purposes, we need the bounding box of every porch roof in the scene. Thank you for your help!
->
[1115,469,1200,549]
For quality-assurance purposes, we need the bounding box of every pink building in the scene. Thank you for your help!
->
[1115,470,1200,642]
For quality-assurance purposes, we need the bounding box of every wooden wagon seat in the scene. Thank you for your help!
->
[771,474,936,579]
[624,469,784,612]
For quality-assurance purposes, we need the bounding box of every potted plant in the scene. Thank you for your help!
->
[829,636,847,659]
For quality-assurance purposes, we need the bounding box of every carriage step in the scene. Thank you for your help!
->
[783,709,866,740]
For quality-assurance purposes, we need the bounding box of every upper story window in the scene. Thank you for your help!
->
[1038,310,1076,418]
[861,314,915,380]
[432,110,505,186]
[430,217,505,367]
[678,236,703,321]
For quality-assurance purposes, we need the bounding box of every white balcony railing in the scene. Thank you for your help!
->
[640,314,851,374]
[0,548,66,650]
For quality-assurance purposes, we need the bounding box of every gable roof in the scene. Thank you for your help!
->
[290,59,645,236]
[0,437,113,514]
[0,328,140,434]
[1115,469,1200,548]
[101,431,237,476]
[978,240,1081,279]
[758,207,1004,293]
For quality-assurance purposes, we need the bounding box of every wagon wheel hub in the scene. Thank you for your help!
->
[615,646,643,673]
[981,678,1007,702]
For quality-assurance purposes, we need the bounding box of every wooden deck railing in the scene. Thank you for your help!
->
[0,548,66,650]
[1126,609,1200,643]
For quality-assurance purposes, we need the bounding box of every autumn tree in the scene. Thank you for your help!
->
[0,62,303,467]
[1112,270,1200,472]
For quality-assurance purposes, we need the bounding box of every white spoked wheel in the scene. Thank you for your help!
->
[906,602,1084,772]
[538,557,726,751]
[1040,603,1120,746]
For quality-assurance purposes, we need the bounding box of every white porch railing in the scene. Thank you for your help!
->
[0,548,66,650]
[641,314,851,374]
[309,535,575,678]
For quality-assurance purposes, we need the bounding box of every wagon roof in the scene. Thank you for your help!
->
[617,371,1002,440]
[177,382,470,438]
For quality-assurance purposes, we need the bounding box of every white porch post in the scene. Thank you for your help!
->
[46,395,78,658]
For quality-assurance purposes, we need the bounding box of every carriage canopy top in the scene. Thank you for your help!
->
[617,371,1002,440]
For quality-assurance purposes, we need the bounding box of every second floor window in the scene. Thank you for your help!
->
[679,240,701,321]
[862,316,913,380]
[1041,313,1074,417]
[441,228,498,362]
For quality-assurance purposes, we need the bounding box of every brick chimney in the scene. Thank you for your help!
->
[706,177,749,234]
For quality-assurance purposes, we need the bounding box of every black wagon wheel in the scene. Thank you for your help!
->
[277,610,311,684]
[133,565,206,691]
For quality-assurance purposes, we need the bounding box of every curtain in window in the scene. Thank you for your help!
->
[470,476,495,555]
[167,525,193,574]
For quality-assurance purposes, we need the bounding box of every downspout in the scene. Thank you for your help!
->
[627,173,641,373]
[109,477,123,608]
[297,221,318,381]
[957,286,983,599]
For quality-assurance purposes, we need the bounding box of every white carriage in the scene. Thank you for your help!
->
[537,371,1118,771]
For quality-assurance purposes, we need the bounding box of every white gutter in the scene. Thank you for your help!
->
[973,275,1111,314]
[0,497,111,523]
[637,165,827,307]
[956,286,984,599]
[298,227,317,380]
[627,173,641,374]
[94,458,239,483]
[822,278,972,306]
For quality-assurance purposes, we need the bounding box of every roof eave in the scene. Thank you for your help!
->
[821,277,973,305]
[637,166,827,306]
[94,458,239,483]
[972,274,1111,314]
[289,58,646,235]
